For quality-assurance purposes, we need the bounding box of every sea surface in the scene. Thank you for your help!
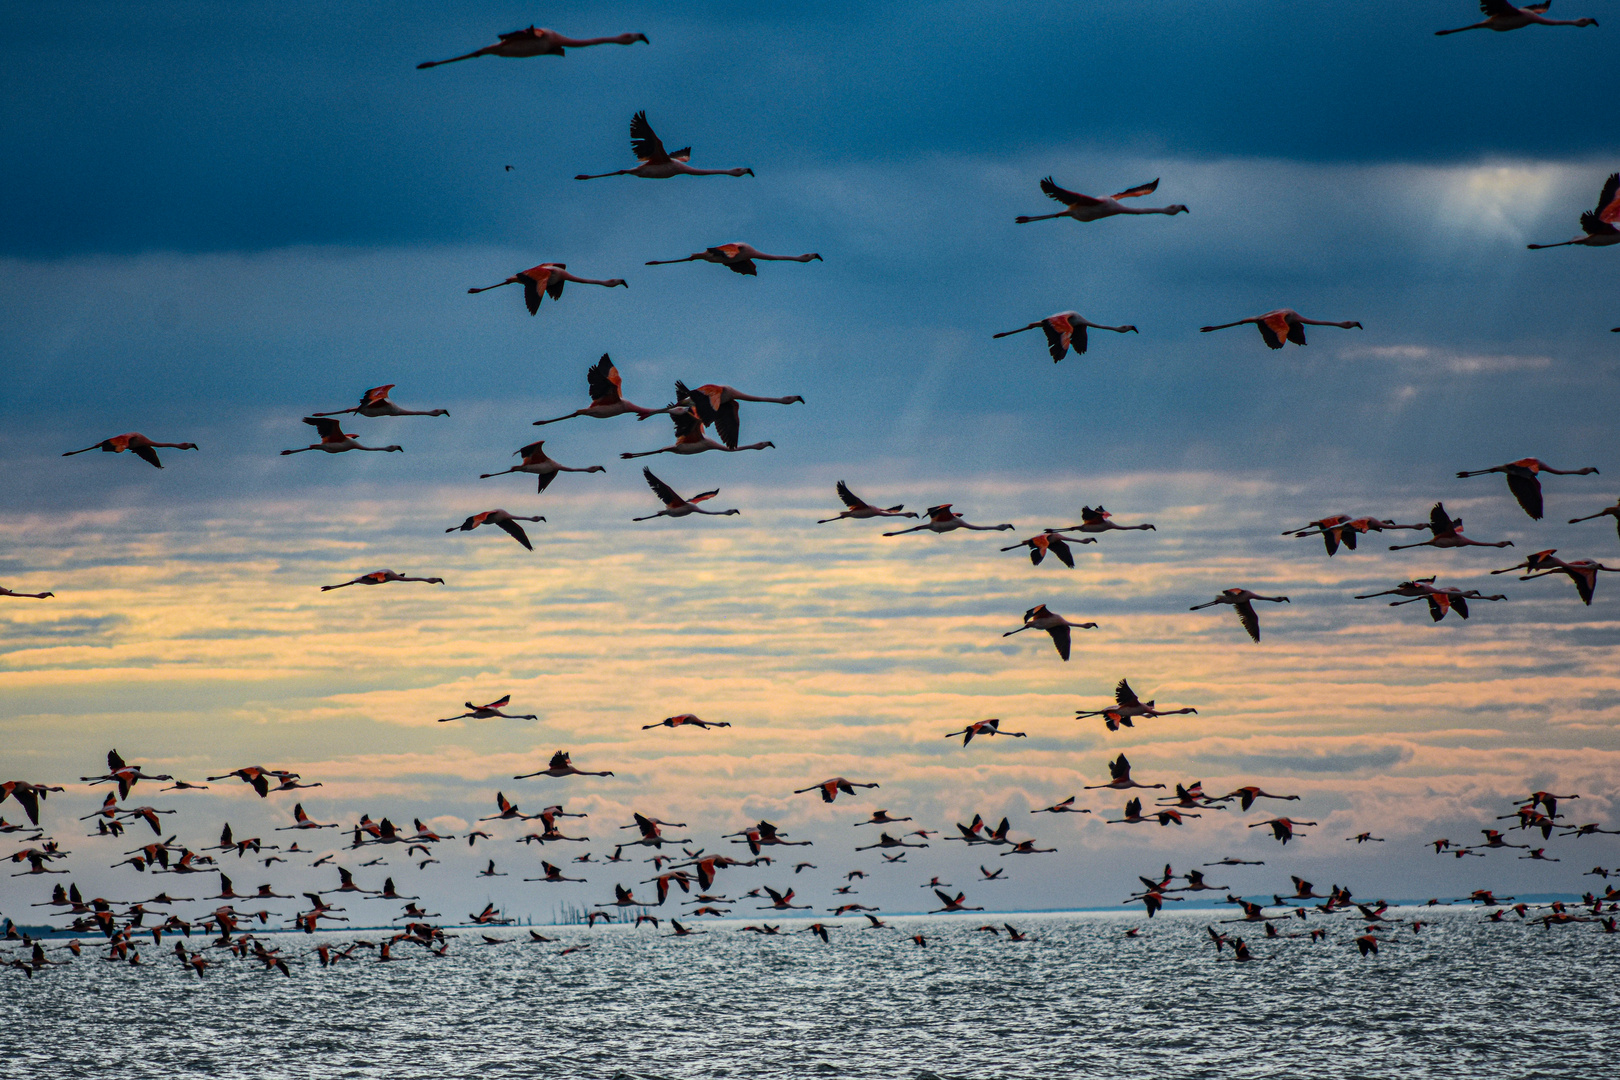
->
[3,907,1616,1079]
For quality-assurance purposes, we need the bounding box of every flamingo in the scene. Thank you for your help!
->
[514,751,613,781]
[480,441,606,492]
[1219,786,1300,811]
[1528,173,1618,247]
[620,407,773,459]
[0,587,53,599]
[533,355,677,426]
[1063,505,1157,535]
[1569,499,1620,541]
[274,804,336,831]
[445,510,546,549]
[644,244,821,275]
[1003,604,1096,660]
[855,832,928,853]
[1075,679,1197,731]
[321,570,443,591]
[1190,589,1290,642]
[642,715,731,730]
[468,263,626,314]
[993,312,1138,363]
[1015,177,1187,224]
[575,111,752,180]
[1250,818,1316,844]
[1001,840,1056,855]
[418,26,647,67]
[79,750,172,798]
[1437,1,1599,36]
[63,433,197,468]
[1284,515,1429,555]
[928,889,985,914]
[854,810,912,827]
[1199,309,1362,349]
[311,384,447,419]
[439,695,537,723]
[818,481,917,523]
[943,718,1027,745]
[1499,549,1620,604]
[1000,530,1096,567]
[1031,797,1090,815]
[1388,503,1514,551]
[793,777,879,803]
[1084,754,1166,791]
[633,468,740,521]
[1457,459,1599,519]
[280,417,401,456]
[885,504,1015,536]
[674,380,803,449]
[1355,578,1506,621]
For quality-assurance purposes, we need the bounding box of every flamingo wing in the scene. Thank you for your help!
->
[835,481,867,510]
[1115,680,1140,707]
[304,416,344,439]
[714,401,740,449]
[1111,178,1160,200]
[642,468,682,506]
[1285,319,1308,347]
[629,111,669,163]
[521,276,543,314]
[1504,471,1544,520]
[1040,320,1073,362]
[1597,173,1620,223]
[1049,537,1075,568]
[1428,502,1454,535]
[1425,595,1447,622]
[672,409,704,440]
[131,444,164,467]
[362,384,394,405]
[496,518,534,549]
[1048,624,1072,660]
[1039,177,1099,207]
[586,355,623,404]
[1257,314,1289,349]
[1234,600,1261,642]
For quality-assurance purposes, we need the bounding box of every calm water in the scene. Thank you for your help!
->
[3,908,1616,1078]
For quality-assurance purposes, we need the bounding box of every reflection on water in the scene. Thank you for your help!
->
[1,908,1614,1078]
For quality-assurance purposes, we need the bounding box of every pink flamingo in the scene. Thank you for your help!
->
[1437,2,1598,37]
[280,417,401,455]
[533,355,677,425]
[445,510,545,549]
[468,263,626,314]
[418,27,647,68]
[1200,309,1361,349]
[993,312,1137,362]
[480,441,605,492]
[645,244,821,275]
[1015,177,1187,224]
[312,385,447,418]
[63,433,197,468]
[576,112,752,180]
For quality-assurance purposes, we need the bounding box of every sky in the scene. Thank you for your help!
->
[1,1,1618,924]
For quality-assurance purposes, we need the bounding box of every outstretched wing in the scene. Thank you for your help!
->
[304,416,344,439]
[496,518,533,549]
[1041,321,1071,362]
[672,409,704,440]
[1258,313,1289,350]
[714,400,740,449]
[586,355,622,404]
[1049,623,1071,660]
[1111,178,1160,200]
[362,384,394,406]
[835,481,866,510]
[1504,471,1544,520]
[1235,601,1261,642]
[1050,537,1075,568]
[675,381,718,424]
[1428,502,1454,534]
[1039,177,1099,207]
[1115,679,1139,707]
[1480,0,1523,15]
[643,468,682,506]
[1596,172,1620,223]
[629,111,669,163]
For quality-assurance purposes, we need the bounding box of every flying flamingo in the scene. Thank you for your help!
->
[854,832,928,853]
[854,810,912,827]
[533,355,677,426]
[1063,506,1157,534]
[794,778,879,803]
[1457,459,1599,519]
[885,504,1014,536]
[1250,818,1316,845]
[1498,549,1620,604]
[575,111,752,180]
[620,408,774,459]
[1031,797,1090,814]
[513,751,614,780]
[642,715,731,730]
[1355,578,1506,621]
[818,481,917,523]
[280,417,401,456]
[1000,530,1097,567]
[674,380,803,448]
[1284,515,1428,555]
[943,718,1027,745]
[1076,679,1197,731]
[644,244,821,275]
[993,312,1138,362]
[1388,503,1514,551]
[1528,173,1618,247]
[468,263,626,314]
[480,441,606,492]
[0,587,53,599]
[321,570,443,591]
[1569,499,1620,541]
[445,510,546,549]
[1004,604,1096,660]
[417,26,648,67]
[63,433,198,468]
[1437,2,1599,36]
[439,695,537,723]
[1190,589,1289,642]
[1015,177,1187,224]
[1084,754,1166,791]
[928,889,985,914]
[1220,787,1301,812]
[1199,309,1362,349]
[634,469,740,521]
[312,385,447,419]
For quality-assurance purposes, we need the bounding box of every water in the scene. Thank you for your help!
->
[3,907,1616,1078]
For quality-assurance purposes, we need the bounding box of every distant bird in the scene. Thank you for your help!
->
[633,468,740,521]
[311,384,447,418]
[1437,2,1599,37]
[642,714,731,731]
[1456,459,1599,519]
[1015,177,1187,224]
[1527,173,1619,248]
[993,312,1138,362]
[943,718,1027,746]
[1189,589,1289,642]
[854,810,912,827]
[0,588,53,599]
[575,111,752,180]
[1003,604,1097,660]
[1199,309,1361,349]
[1569,499,1620,541]
[1063,506,1157,534]
[439,696,537,723]
[794,778,879,803]
[321,570,442,592]
[620,407,774,459]
[533,355,677,425]
[446,510,546,549]
[514,751,614,780]
[417,26,648,67]
[1083,754,1165,791]
[818,481,918,523]
[929,889,985,914]
[280,417,401,456]
[1000,530,1096,567]
[63,433,197,468]
[1032,796,1090,815]
[885,504,1015,536]
[1388,503,1514,551]
[468,263,626,314]
[480,441,606,493]
[1498,549,1620,604]
[1348,833,1385,844]
[1076,678,1198,731]
[674,380,803,449]
[645,244,821,275]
